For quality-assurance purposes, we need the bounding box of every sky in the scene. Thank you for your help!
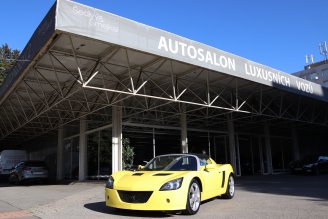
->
[1,0,327,74]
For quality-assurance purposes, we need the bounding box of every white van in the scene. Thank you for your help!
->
[0,150,28,175]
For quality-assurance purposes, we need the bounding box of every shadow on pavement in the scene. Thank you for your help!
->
[236,174,328,201]
[84,201,174,218]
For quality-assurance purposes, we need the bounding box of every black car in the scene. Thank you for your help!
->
[9,160,49,184]
[289,155,328,175]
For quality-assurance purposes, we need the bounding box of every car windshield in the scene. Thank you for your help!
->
[143,155,198,171]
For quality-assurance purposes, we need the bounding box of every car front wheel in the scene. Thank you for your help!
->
[223,174,235,199]
[8,174,19,185]
[185,179,201,215]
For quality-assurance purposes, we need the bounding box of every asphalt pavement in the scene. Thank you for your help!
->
[0,174,327,219]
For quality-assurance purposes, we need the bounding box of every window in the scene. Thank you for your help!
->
[309,73,319,80]
[322,80,328,87]
[321,69,328,79]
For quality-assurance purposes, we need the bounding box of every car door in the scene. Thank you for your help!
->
[200,162,222,200]
[15,162,24,180]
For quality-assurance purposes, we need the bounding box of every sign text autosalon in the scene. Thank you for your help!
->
[158,36,314,94]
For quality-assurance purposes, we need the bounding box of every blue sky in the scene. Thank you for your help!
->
[1,0,327,73]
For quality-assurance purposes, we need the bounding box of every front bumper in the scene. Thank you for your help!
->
[105,188,187,211]
[22,172,48,180]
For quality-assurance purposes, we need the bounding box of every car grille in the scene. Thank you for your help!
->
[118,191,153,203]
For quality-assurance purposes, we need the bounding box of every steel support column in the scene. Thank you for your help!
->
[180,104,188,153]
[112,105,122,173]
[152,128,156,158]
[79,116,87,181]
[56,126,64,181]
[291,125,300,161]
[227,119,237,174]
[264,123,273,174]
[235,134,241,176]
[258,137,265,174]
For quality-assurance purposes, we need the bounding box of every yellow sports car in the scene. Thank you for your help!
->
[105,153,234,215]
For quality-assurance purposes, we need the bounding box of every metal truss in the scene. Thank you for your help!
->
[0,33,328,145]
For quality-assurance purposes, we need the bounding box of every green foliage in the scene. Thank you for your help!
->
[122,137,135,169]
[0,43,20,85]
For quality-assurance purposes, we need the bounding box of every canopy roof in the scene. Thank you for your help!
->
[0,0,327,145]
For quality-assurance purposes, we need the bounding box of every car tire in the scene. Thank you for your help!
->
[8,174,14,184]
[8,174,16,184]
[13,175,19,185]
[222,174,235,199]
[184,179,201,215]
[314,167,320,175]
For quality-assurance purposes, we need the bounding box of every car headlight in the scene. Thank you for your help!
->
[304,164,313,168]
[160,178,183,191]
[106,176,114,189]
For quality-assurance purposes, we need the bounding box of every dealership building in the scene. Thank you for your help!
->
[1,0,328,181]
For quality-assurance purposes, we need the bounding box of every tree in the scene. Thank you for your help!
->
[122,137,135,169]
[0,43,20,85]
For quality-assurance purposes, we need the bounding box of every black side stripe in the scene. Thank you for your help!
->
[221,171,226,188]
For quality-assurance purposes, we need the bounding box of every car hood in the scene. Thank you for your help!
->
[112,171,188,191]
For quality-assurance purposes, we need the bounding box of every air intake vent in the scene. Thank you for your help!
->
[153,173,172,176]
[132,173,144,176]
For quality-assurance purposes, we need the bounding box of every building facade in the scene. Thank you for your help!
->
[293,60,328,87]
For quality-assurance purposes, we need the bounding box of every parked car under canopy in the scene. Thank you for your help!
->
[9,160,49,184]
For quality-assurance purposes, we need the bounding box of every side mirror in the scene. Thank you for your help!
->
[138,165,144,170]
[126,165,138,171]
